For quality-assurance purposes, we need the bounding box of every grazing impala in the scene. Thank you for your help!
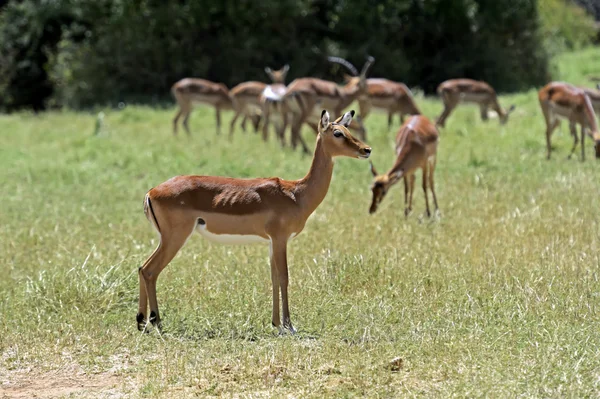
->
[539,81,600,160]
[436,79,515,127]
[282,56,374,152]
[343,76,421,129]
[229,65,290,138]
[368,115,439,216]
[172,78,232,135]
[137,110,372,333]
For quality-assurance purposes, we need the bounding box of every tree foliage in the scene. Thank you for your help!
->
[0,0,593,110]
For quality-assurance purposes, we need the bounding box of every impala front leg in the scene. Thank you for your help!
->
[272,237,295,334]
[269,240,281,329]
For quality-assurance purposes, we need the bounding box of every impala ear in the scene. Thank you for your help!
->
[320,110,330,131]
[335,110,355,127]
[369,160,378,177]
[283,64,290,74]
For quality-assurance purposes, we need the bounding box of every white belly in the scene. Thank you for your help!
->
[195,224,269,245]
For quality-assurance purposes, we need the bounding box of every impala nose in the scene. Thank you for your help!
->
[364,148,371,155]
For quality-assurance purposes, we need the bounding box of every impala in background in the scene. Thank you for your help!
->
[436,79,515,127]
[369,115,439,217]
[539,81,600,160]
[229,65,290,138]
[282,56,374,153]
[137,110,372,334]
[171,78,232,136]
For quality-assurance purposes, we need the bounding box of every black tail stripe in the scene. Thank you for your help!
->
[147,196,160,232]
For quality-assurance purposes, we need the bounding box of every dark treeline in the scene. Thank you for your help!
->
[0,0,594,110]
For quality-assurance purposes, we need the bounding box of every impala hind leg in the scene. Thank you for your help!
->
[428,159,439,214]
[436,95,457,127]
[215,107,222,135]
[138,220,195,331]
[422,164,431,217]
[406,174,416,217]
[580,125,586,161]
[568,121,579,160]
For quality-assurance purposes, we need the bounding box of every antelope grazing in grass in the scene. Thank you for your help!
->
[172,78,233,135]
[137,110,372,333]
[539,82,600,160]
[369,115,439,216]
[343,76,421,129]
[282,56,374,153]
[229,65,290,138]
[436,79,515,127]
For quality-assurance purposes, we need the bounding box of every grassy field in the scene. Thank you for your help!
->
[1,47,600,398]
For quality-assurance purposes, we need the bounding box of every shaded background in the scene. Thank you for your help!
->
[0,0,598,111]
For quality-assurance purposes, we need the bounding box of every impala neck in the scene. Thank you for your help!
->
[296,135,334,217]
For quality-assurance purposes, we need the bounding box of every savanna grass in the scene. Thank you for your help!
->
[1,48,600,397]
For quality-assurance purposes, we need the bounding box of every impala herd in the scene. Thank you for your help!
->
[136,57,600,333]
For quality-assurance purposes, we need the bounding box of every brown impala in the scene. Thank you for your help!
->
[282,56,374,153]
[229,65,290,138]
[436,79,515,127]
[171,78,232,136]
[343,76,421,129]
[539,81,600,160]
[369,115,439,217]
[137,110,372,333]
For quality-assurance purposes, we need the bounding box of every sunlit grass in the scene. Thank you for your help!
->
[1,48,600,397]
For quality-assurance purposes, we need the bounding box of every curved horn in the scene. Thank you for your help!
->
[360,55,375,77]
[327,56,359,76]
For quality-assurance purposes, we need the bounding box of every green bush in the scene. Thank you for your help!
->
[539,0,597,55]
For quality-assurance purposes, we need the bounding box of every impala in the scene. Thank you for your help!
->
[368,115,439,216]
[436,79,515,127]
[282,56,374,152]
[172,78,233,136]
[539,81,600,160]
[137,110,372,333]
[259,65,293,145]
[229,65,290,138]
[343,76,421,129]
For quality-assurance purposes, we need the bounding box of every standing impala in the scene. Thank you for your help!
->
[172,78,233,136]
[229,65,290,138]
[343,76,421,129]
[539,81,600,160]
[436,79,515,127]
[368,115,439,216]
[137,110,372,333]
[282,56,374,152]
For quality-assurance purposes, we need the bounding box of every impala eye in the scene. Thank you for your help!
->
[333,130,344,138]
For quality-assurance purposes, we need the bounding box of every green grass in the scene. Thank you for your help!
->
[1,48,600,398]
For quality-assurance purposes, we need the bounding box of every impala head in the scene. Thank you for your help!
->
[319,110,371,159]
[500,104,516,125]
[368,161,402,214]
[264,64,290,84]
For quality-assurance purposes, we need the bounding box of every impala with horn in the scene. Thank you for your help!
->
[342,75,421,129]
[137,109,372,333]
[369,115,439,216]
[172,78,233,135]
[229,65,290,138]
[539,81,600,160]
[282,56,375,153]
[436,79,515,127]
